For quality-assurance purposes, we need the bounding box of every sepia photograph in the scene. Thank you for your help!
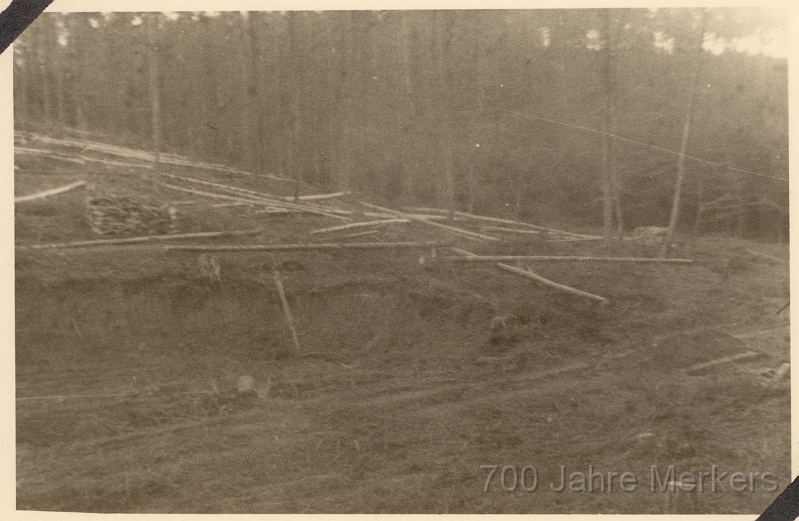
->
[11,4,791,514]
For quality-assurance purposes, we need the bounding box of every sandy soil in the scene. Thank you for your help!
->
[15,131,790,513]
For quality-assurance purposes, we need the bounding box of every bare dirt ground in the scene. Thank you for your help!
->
[15,130,790,513]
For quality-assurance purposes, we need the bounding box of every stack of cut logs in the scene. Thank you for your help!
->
[87,195,177,236]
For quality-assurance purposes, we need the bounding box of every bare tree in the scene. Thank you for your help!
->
[434,11,457,217]
[398,12,417,203]
[661,9,707,257]
[242,12,265,174]
[147,13,162,176]
[600,9,615,248]
[287,11,302,201]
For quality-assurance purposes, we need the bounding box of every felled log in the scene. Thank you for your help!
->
[166,241,447,253]
[401,206,450,214]
[449,247,608,303]
[285,191,350,201]
[341,230,379,239]
[79,156,150,169]
[405,206,601,240]
[496,264,608,303]
[362,212,453,221]
[17,229,263,250]
[162,171,351,217]
[160,172,284,203]
[160,183,300,215]
[160,182,350,220]
[212,202,253,208]
[18,131,299,182]
[15,147,88,165]
[360,202,500,242]
[453,210,602,239]
[15,181,87,203]
[309,219,409,235]
[439,255,693,264]
[480,226,544,235]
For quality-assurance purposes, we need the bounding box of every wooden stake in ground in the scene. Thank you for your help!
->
[15,181,87,203]
[273,270,301,354]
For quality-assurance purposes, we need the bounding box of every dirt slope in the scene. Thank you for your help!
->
[15,131,790,513]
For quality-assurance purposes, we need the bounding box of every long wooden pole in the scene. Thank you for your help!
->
[158,174,352,215]
[17,229,264,250]
[167,241,446,253]
[309,219,409,235]
[160,183,349,220]
[159,183,287,207]
[404,207,602,240]
[282,191,350,202]
[494,263,609,304]
[15,181,86,203]
[439,255,693,264]
[453,210,601,239]
[360,202,500,242]
[449,247,608,303]
[160,172,284,201]
[479,226,544,235]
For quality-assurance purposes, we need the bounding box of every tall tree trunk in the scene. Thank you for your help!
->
[514,169,524,220]
[435,11,457,217]
[53,15,66,125]
[268,13,288,179]
[66,15,88,132]
[244,12,264,174]
[689,175,704,255]
[661,9,706,257]
[611,165,624,236]
[337,12,363,192]
[147,13,162,178]
[36,20,53,122]
[467,12,486,215]
[609,10,625,238]
[399,12,417,203]
[600,9,615,248]
[14,38,30,124]
[288,11,302,201]
[553,11,568,167]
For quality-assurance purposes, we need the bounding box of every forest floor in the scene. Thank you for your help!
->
[14,129,791,514]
